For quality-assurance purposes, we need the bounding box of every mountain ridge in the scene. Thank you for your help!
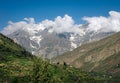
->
[0,33,32,60]
[1,11,120,58]
[53,32,120,78]
[1,24,115,59]
[0,33,102,83]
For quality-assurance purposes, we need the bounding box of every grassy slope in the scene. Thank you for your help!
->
[53,32,120,79]
[0,33,32,61]
[0,33,100,83]
[0,33,33,82]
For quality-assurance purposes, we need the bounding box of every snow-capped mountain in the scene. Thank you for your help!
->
[1,11,120,58]
[3,24,115,59]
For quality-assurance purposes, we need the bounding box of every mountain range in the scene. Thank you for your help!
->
[53,32,120,78]
[1,12,120,80]
[2,11,120,58]
[1,23,115,59]
[0,32,101,83]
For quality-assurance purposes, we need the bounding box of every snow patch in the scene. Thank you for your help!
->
[48,29,54,33]
[70,36,75,41]
[30,35,43,46]
[30,43,37,49]
[13,38,19,44]
[71,42,77,49]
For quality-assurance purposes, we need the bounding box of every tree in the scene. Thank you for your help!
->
[31,58,52,83]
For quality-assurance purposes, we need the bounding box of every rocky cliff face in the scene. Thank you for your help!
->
[3,24,114,59]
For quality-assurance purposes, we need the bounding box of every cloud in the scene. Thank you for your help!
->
[83,11,120,32]
[1,15,84,35]
[54,15,75,33]
[1,11,120,36]
[1,18,45,35]
[1,21,27,35]
[40,14,83,35]
[40,15,84,35]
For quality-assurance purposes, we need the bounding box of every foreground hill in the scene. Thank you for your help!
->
[0,33,32,61]
[0,33,33,82]
[1,33,105,83]
[53,32,120,80]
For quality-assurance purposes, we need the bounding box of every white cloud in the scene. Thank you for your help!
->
[1,18,45,35]
[1,11,120,36]
[24,18,35,24]
[1,15,84,35]
[83,11,120,32]
[54,14,74,33]
[39,14,84,35]
[1,21,27,35]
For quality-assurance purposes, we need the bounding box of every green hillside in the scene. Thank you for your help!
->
[0,33,32,61]
[53,32,120,81]
[0,33,33,82]
[0,33,101,83]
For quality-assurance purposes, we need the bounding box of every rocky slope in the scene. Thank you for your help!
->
[1,24,115,59]
[53,32,120,77]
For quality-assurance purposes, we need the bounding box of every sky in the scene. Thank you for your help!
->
[0,0,120,31]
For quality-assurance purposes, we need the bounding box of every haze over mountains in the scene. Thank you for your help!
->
[1,11,120,58]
